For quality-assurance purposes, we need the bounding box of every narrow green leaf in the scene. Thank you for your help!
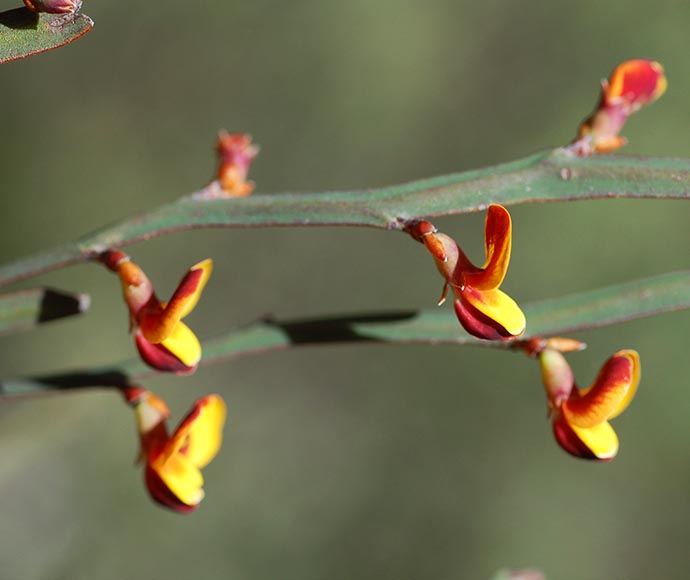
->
[192,270,690,360]
[0,7,92,64]
[2,270,688,395]
[0,150,689,288]
[0,287,89,335]
[77,150,690,241]
[524,270,690,335]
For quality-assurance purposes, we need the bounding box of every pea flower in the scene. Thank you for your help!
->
[409,204,526,341]
[571,59,667,155]
[102,251,212,374]
[539,347,640,460]
[123,387,227,513]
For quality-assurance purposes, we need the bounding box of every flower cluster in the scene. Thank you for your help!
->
[528,340,640,461]
[571,59,666,155]
[101,251,212,374]
[123,387,227,512]
[410,204,525,341]
[92,73,661,514]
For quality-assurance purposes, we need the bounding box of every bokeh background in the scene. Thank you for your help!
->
[1,1,689,579]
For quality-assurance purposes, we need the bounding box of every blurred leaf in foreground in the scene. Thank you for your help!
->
[0,287,89,335]
[0,6,92,64]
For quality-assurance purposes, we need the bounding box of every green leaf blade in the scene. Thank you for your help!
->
[3,270,687,396]
[0,151,689,288]
[0,287,90,335]
[0,7,93,64]
[524,270,690,337]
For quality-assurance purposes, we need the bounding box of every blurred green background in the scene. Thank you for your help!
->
[1,1,689,579]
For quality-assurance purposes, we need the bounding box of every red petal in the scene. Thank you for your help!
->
[135,331,197,375]
[454,287,525,341]
[606,59,667,110]
[552,415,610,461]
[562,353,633,428]
[453,295,514,341]
[463,204,512,290]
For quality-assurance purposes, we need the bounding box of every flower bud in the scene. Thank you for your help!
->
[216,132,259,196]
[571,59,667,155]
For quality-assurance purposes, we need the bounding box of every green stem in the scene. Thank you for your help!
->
[3,269,689,396]
[1,149,689,288]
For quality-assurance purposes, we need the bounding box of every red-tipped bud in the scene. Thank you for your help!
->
[216,132,259,196]
[606,59,667,113]
[571,59,667,155]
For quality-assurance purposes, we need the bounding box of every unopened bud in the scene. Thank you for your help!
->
[216,131,259,196]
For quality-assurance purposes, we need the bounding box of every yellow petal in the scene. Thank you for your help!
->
[168,395,227,468]
[608,350,640,420]
[570,421,619,460]
[461,286,526,337]
[152,451,205,507]
[159,321,201,368]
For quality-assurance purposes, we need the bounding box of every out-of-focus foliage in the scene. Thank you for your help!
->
[0,7,92,63]
[0,287,88,335]
[0,1,689,580]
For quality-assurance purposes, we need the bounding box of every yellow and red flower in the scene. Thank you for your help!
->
[102,251,212,374]
[123,387,227,513]
[539,348,640,460]
[410,204,525,341]
[572,59,666,155]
